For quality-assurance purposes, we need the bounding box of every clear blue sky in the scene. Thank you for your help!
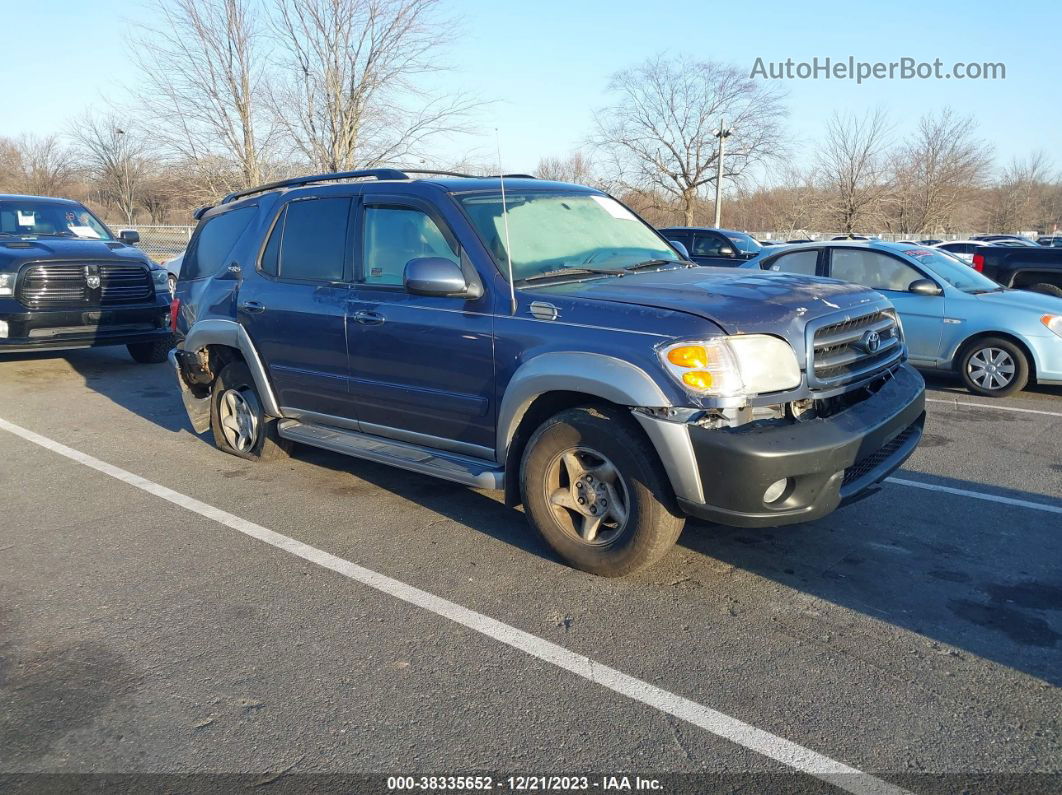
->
[5,0,1059,180]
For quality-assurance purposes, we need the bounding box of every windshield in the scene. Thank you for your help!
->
[900,247,1002,292]
[724,231,763,255]
[458,191,680,281]
[0,200,113,240]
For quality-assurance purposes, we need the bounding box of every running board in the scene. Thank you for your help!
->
[277,420,504,490]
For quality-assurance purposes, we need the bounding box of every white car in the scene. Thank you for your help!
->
[931,239,996,263]
[161,252,184,295]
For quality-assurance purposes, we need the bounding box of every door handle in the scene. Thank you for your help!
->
[239,301,266,314]
[353,310,385,325]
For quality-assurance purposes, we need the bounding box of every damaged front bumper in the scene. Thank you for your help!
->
[635,363,926,528]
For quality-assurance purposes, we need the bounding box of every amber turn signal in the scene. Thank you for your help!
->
[681,370,713,390]
[667,345,707,369]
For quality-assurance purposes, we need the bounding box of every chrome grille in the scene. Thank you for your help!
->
[809,309,903,388]
[17,262,153,307]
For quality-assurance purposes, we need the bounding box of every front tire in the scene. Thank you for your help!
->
[520,406,685,577]
[127,336,174,364]
[210,362,291,461]
[959,337,1029,397]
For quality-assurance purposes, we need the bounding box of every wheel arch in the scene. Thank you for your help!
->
[954,330,1038,383]
[181,319,282,416]
[1010,269,1062,290]
[497,353,676,506]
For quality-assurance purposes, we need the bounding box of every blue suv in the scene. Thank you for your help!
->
[170,169,926,576]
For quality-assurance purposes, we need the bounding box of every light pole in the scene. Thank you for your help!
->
[712,118,733,228]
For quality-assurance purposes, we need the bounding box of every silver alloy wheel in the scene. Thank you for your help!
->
[167,274,177,296]
[218,387,259,452]
[967,347,1016,391]
[544,446,629,545]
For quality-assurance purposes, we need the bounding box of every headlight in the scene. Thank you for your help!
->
[658,335,802,398]
[1043,315,1062,339]
[151,268,169,288]
[0,273,14,297]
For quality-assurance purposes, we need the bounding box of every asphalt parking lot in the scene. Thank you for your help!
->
[1,348,1059,793]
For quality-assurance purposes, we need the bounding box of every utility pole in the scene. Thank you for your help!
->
[713,118,733,228]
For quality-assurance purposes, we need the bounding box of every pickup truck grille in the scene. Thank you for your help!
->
[17,262,154,308]
[809,309,903,388]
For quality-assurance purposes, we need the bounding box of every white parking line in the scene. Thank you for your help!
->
[926,397,1062,418]
[886,477,1062,514]
[0,414,905,795]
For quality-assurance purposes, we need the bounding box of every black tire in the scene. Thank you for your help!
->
[520,405,685,577]
[1027,282,1062,298]
[958,336,1030,398]
[209,362,291,461]
[127,336,175,364]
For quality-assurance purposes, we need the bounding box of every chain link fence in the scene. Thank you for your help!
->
[109,224,194,263]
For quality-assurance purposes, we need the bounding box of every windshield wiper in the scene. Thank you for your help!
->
[623,258,688,271]
[521,266,627,283]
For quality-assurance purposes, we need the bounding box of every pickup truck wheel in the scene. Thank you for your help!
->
[521,406,685,577]
[127,336,175,364]
[959,337,1029,397]
[167,274,177,296]
[1027,282,1062,298]
[210,362,291,461]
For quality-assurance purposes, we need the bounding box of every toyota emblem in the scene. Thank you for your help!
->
[859,329,882,353]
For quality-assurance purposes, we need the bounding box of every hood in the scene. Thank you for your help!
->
[524,266,883,339]
[0,237,150,270]
[970,288,1062,315]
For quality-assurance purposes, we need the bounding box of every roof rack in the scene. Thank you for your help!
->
[220,168,409,205]
[207,168,540,215]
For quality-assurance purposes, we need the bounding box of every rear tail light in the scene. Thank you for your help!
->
[971,253,985,272]
[169,298,180,332]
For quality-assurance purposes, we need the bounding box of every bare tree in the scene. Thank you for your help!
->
[891,108,992,234]
[590,54,787,225]
[6,135,78,196]
[268,0,477,172]
[816,109,893,235]
[981,153,1054,233]
[134,0,272,198]
[536,151,600,187]
[69,114,151,224]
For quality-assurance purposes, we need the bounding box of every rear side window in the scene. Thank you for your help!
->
[768,249,819,275]
[276,197,350,282]
[184,206,256,280]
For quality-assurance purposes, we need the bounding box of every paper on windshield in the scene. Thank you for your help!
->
[17,211,35,226]
[67,225,100,239]
[591,195,637,221]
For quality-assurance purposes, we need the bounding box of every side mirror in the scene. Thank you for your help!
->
[720,246,735,257]
[118,229,140,245]
[404,257,472,297]
[668,240,690,259]
[909,278,943,296]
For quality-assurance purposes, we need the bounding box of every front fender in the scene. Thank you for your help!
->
[495,351,672,463]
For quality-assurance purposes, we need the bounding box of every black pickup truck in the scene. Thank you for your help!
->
[973,246,1062,297]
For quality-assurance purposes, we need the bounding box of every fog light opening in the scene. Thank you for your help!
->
[763,478,790,505]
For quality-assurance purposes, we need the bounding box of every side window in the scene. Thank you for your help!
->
[768,249,819,275]
[831,249,922,292]
[184,206,256,280]
[362,206,458,287]
[278,197,350,282]
[692,232,728,257]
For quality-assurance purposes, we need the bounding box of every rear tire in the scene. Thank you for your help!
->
[127,336,174,364]
[1027,282,1062,298]
[210,362,291,461]
[958,336,1029,397]
[520,406,685,577]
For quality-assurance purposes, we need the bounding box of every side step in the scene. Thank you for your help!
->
[277,420,504,490]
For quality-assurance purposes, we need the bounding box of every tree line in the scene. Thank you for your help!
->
[1,0,1059,237]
